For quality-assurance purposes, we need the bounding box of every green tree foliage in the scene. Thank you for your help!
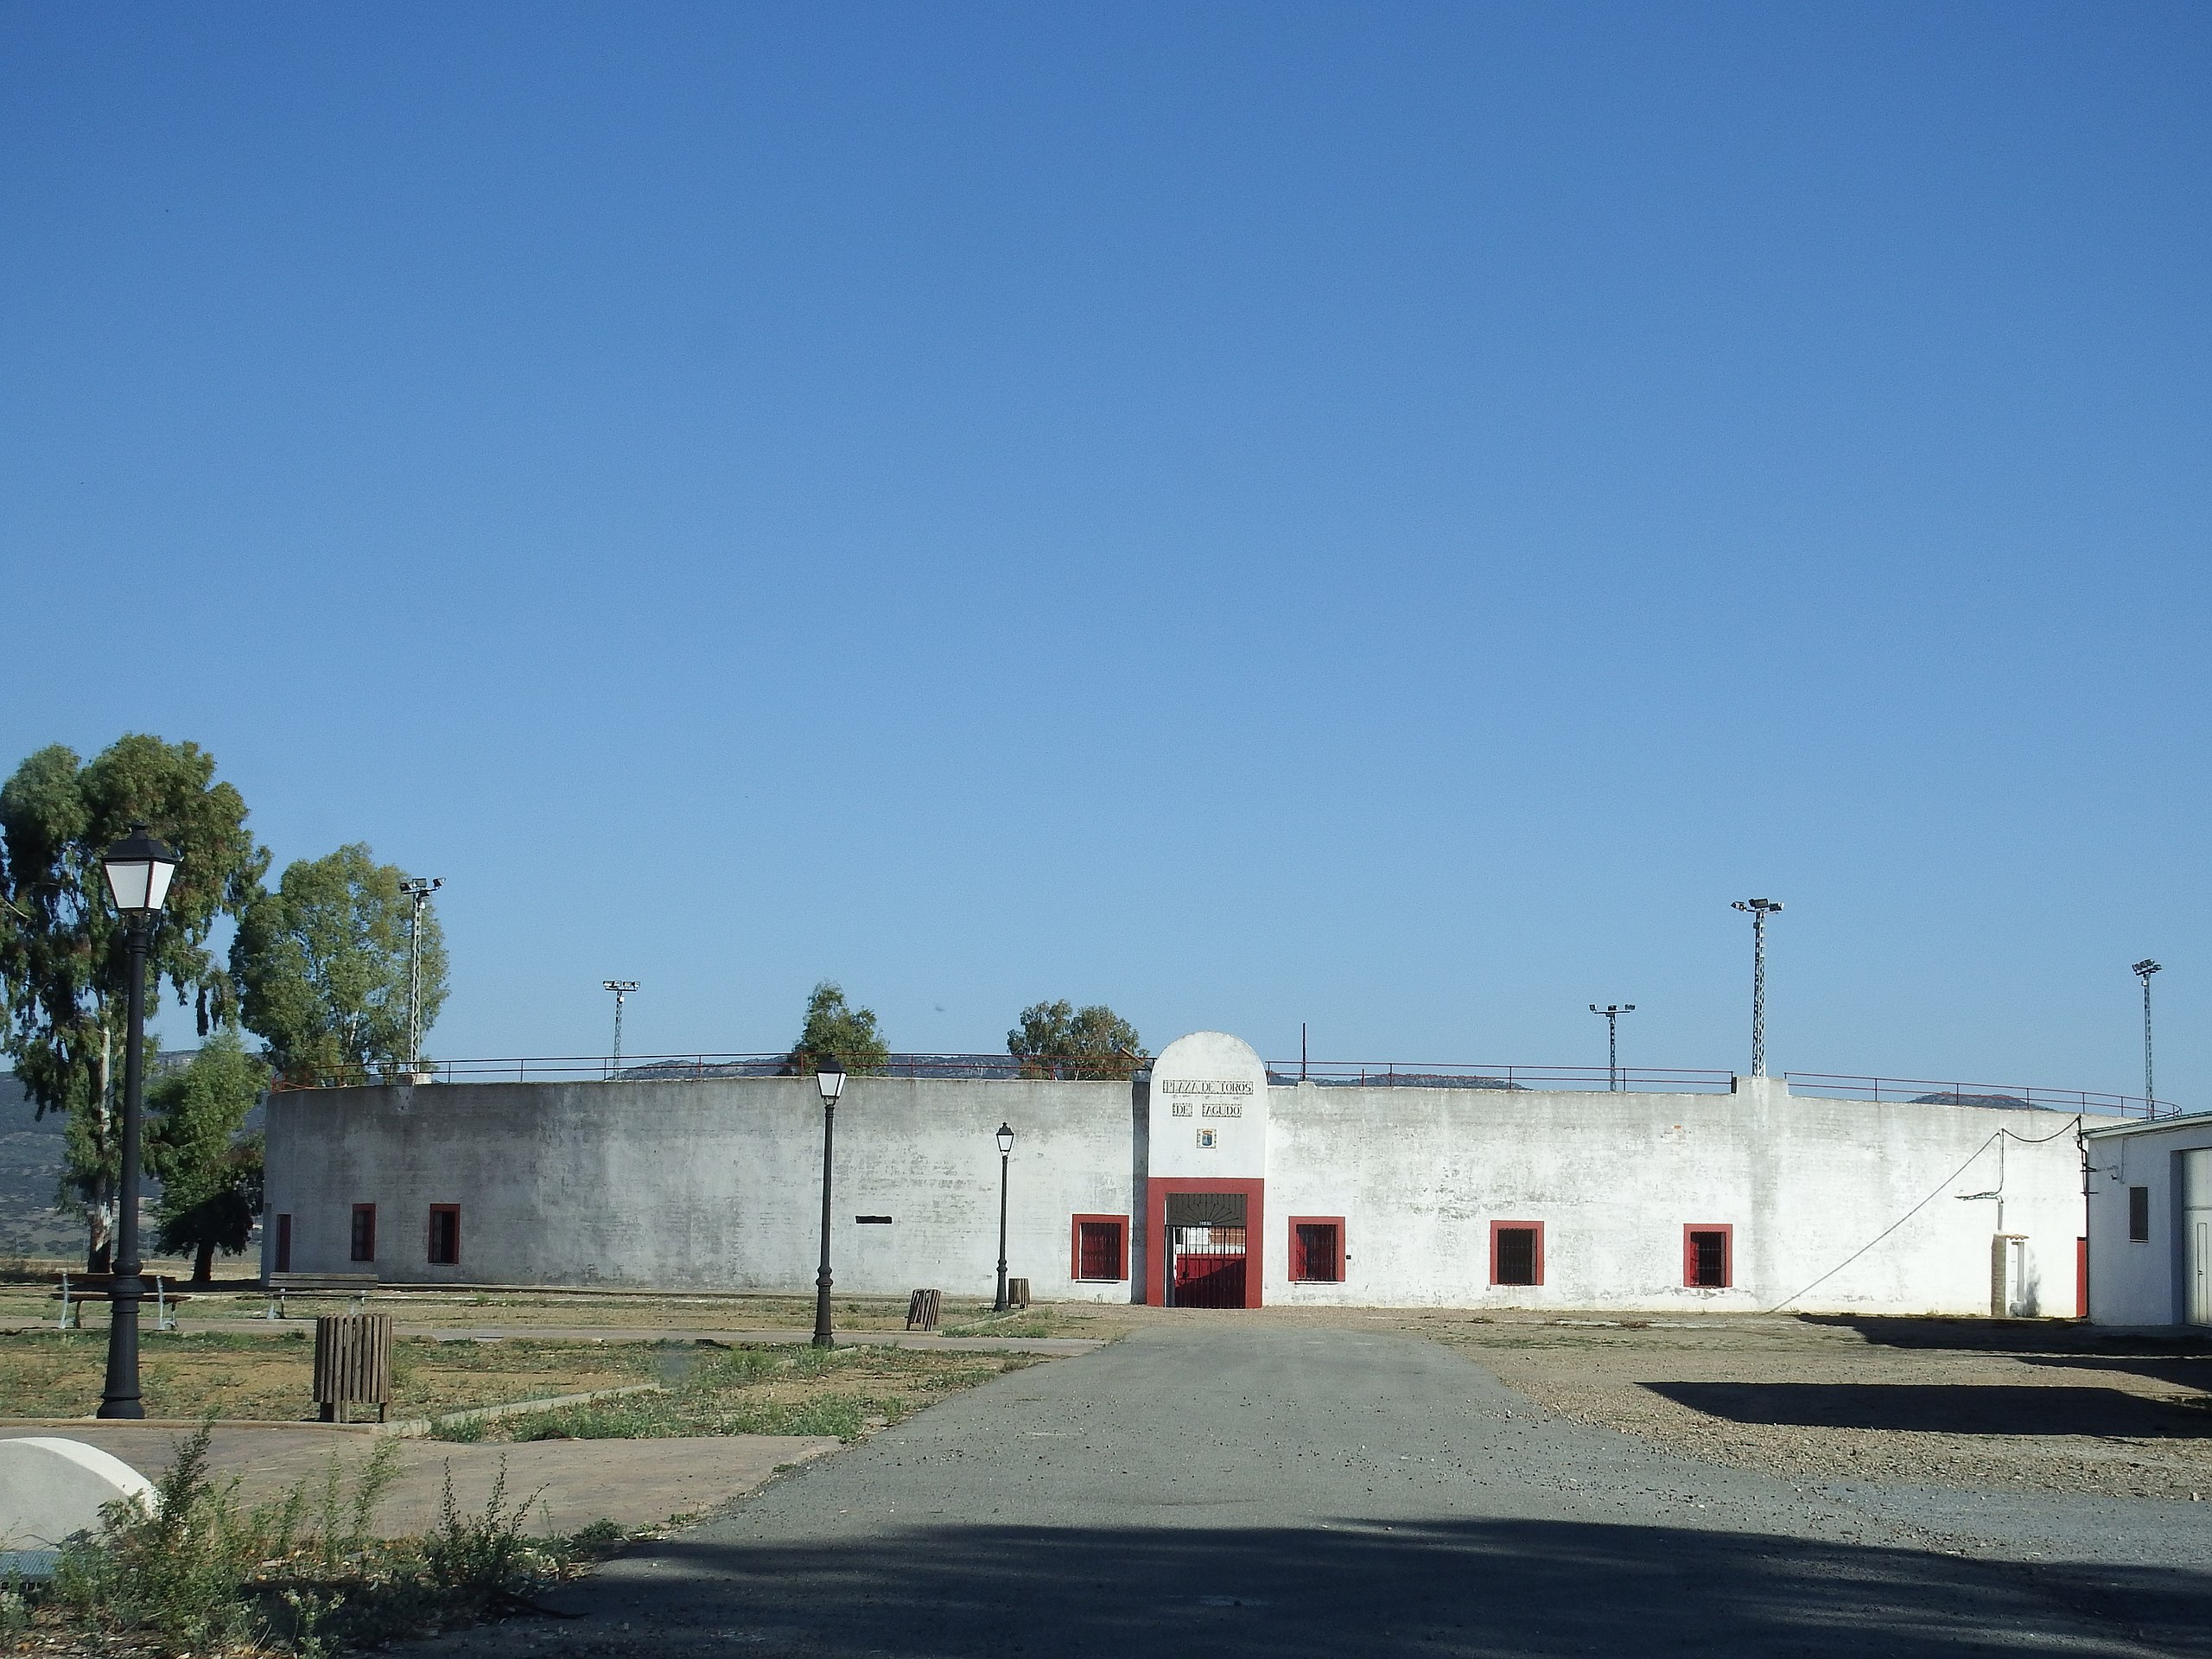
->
[1007,1000,1147,1080]
[232,844,447,1084]
[0,735,266,1267]
[785,981,889,1076]
[146,1029,268,1285]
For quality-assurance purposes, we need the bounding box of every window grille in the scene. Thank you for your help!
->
[1294,1222,1343,1282]
[1077,1220,1123,1281]
[1494,1225,1540,1286]
[1687,1228,1730,1287]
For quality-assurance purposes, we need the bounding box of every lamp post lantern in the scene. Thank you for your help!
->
[993,1122,1015,1312]
[2133,960,2162,1108]
[810,1058,847,1349]
[1732,899,1783,1078]
[97,824,180,1420]
[1588,1004,1636,1091]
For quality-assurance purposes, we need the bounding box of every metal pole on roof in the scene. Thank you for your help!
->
[603,980,639,1075]
[2133,960,2162,1108]
[1732,899,1783,1077]
[1589,1005,1635,1090]
[401,877,442,1074]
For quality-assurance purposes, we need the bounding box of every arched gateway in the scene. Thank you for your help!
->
[1144,1032,1269,1309]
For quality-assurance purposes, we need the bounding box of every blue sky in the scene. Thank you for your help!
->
[3,3,2205,1098]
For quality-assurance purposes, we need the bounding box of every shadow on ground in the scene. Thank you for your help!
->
[539,1516,2211,1657]
[1642,1380,2209,1437]
[1799,1313,2212,1402]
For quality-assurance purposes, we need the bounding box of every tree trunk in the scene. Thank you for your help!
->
[89,1230,111,1274]
[194,1239,215,1287]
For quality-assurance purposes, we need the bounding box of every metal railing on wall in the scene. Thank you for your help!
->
[1782,1071,2174,1119]
[1262,1061,1737,1093]
[266,1053,2177,1116]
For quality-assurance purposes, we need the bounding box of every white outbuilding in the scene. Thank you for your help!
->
[2083,1111,2212,1327]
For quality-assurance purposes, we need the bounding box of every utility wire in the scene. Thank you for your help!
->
[1764,1116,2082,1313]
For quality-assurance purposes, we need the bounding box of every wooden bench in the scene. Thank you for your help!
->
[264,1272,378,1319]
[51,1273,188,1332]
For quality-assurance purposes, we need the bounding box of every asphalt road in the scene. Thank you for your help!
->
[423,1323,2212,1657]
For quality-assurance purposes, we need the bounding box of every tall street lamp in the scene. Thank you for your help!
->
[602,980,639,1073]
[98,824,180,1420]
[399,876,441,1076]
[1588,1005,1635,1091]
[810,1058,846,1349]
[1732,899,1783,1078]
[2133,959,2162,1107]
[993,1122,1015,1312]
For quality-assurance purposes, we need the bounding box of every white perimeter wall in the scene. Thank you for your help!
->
[265,1072,2085,1314]
[264,1075,1143,1301]
[1265,1077,2082,1315]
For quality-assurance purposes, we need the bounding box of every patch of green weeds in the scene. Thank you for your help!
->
[12,1422,626,1657]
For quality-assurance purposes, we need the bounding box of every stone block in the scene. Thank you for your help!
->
[0,1436,158,1578]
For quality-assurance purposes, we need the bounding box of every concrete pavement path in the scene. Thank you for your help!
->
[0,1426,840,1537]
[416,1323,2212,1657]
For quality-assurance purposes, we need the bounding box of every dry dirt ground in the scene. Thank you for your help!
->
[0,1329,1045,1432]
[1244,1304,2212,1500]
[0,1262,1132,1343]
[13,1256,2208,1504]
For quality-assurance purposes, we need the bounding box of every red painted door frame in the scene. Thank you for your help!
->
[1145,1178,1266,1309]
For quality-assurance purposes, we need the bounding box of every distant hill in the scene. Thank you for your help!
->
[2,1059,266,1263]
[0,1073,79,1256]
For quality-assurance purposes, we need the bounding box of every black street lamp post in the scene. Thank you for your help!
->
[98,824,180,1420]
[992,1122,1015,1312]
[810,1058,846,1349]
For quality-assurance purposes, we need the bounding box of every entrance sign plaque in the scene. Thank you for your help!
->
[1148,1033,1268,1179]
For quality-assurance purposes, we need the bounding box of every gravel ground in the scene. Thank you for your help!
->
[409,1322,2212,1658]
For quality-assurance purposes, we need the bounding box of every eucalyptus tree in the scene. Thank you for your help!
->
[1007,1000,1147,1080]
[785,981,889,1076]
[232,843,448,1084]
[146,1028,268,1284]
[0,735,266,1268]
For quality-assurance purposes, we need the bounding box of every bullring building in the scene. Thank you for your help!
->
[264,1031,2088,1317]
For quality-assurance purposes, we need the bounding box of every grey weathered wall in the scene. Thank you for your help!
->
[264,1074,1141,1299]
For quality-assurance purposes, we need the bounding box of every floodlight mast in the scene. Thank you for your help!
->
[603,980,639,1070]
[400,878,442,1075]
[1732,899,1783,1078]
[1588,1004,1636,1091]
[2133,960,2163,1107]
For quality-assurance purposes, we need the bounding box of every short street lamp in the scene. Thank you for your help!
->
[811,1058,847,1349]
[99,824,181,1420]
[993,1122,1015,1312]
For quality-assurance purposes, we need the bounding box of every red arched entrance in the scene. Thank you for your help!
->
[1145,1178,1265,1308]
